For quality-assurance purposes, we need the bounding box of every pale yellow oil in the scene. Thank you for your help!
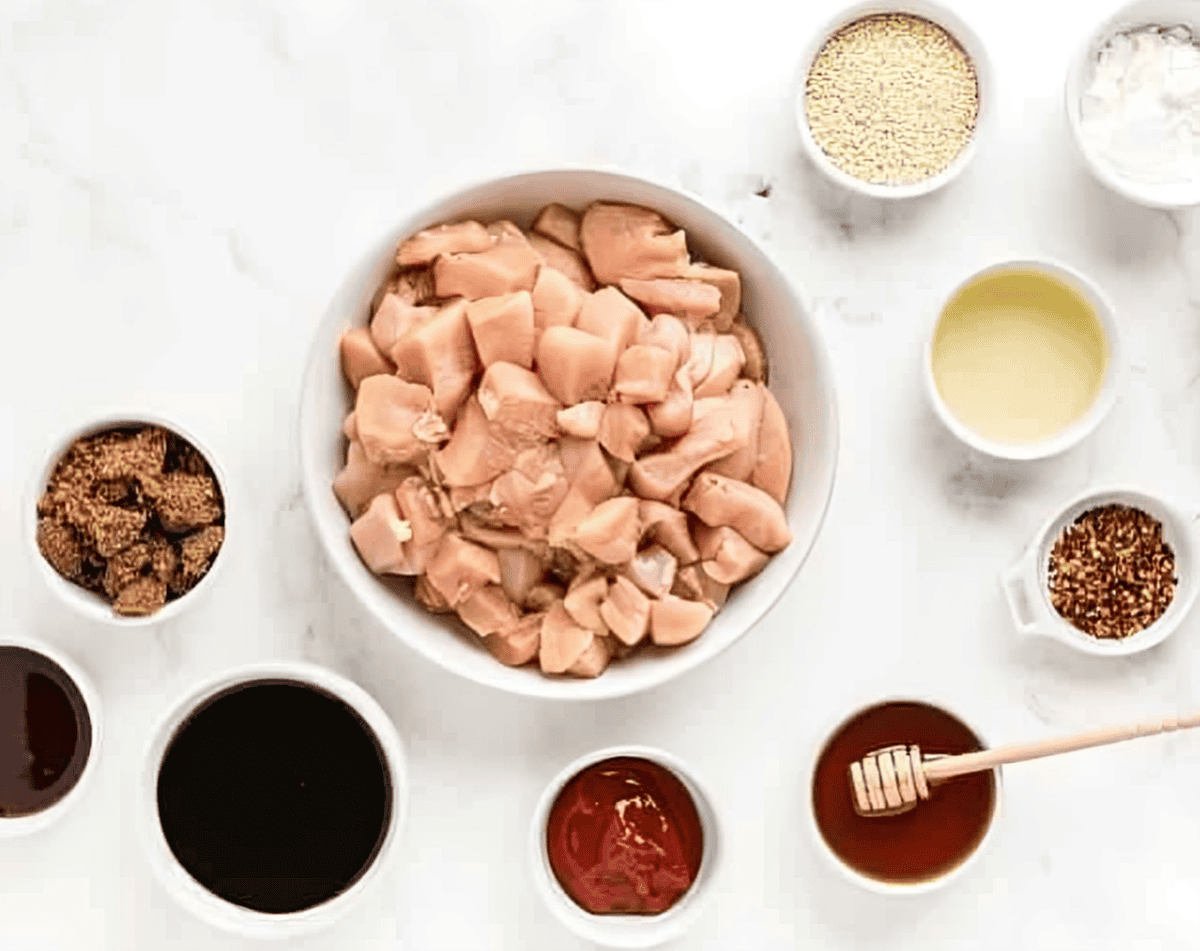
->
[931,267,1109,445]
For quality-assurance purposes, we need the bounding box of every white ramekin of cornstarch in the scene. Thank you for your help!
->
[795,1,993,199]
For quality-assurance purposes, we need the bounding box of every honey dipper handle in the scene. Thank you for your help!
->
[922,710,1200,782]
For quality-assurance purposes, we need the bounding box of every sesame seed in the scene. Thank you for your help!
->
[805,13,980,185]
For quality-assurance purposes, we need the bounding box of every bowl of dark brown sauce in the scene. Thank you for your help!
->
[137,662,407,938]
[809,698,1001,894]
[0,638,101,837]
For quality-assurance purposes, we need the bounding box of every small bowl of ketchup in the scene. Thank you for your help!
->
[808,696,1003,895]
[529,745,721,948]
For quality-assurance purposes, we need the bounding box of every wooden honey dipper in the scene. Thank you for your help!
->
[850,709,1200,817]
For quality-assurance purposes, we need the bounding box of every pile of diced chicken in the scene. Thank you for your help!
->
[335,201,793,679]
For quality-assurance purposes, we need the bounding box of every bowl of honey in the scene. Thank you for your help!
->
[808,697,1001,894]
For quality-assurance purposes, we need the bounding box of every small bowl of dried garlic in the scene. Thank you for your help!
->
[795,0,994,199]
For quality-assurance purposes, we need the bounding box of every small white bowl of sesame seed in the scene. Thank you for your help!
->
[795,1,993,199]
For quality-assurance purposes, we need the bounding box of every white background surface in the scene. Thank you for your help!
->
[3,0,1200,947]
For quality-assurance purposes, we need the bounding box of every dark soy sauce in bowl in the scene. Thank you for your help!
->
[811,700,996,885]
[156,679,392,914]
[0,646,93,818]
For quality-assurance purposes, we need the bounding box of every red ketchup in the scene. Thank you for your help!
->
[545,756,704,915]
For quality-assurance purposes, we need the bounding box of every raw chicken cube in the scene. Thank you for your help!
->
[575,287,645,354]
[705,380,765,482]
[433,222,539,300]
[477,361,561,441]
[683,472,792,553]
[391,299,478,423]
[396,220,492,267]
[434,396,517,488]
[638,313,690,367]
[613,344,676,404]
[597,403,651,463]
[672,564,730,613]
[638,500,700,565]
[693,335,746,398]
[618,278,721,324]
[394,476,448,574]
[599,575,650,646]
[484,611,542,666]
[349,493,414,575]
[729,315,767,383]
[340,327,394,388]
[567,635,612,678]
[694,523,769,585]
[536,326,619,405]
[629,393,747,501]
[752,386,791,506]
[355,375,449,467]
[529,232,596,291]
[625,544,677,598]
[498,547,546,606]
[466,291,536,369]
[650,594,713,646]
[683,263,741,331]
[557,401,605,439]
[371,293,436,355]
[424,532,502,606]
[539,601,594,674]
[532,203,583,251]
[333,440,415,518]
[573,497,640,565]
[563,574,610,633]
[457,584,520,637]
[559,438,619,503]
[646,367,694,438]
[531,266,584,340]
[579,202,690,285]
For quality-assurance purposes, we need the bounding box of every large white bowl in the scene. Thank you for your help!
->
[299,168,839,700]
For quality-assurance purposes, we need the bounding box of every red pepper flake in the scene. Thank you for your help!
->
[1047,503,1176,640]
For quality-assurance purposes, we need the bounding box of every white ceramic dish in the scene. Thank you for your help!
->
[806,696,1003,896]
[923,257,1122,461]
[794,0,993,199]
[0,635,102,839]
[528,745,721,948]
[27,411,229,627]
[1000,486,1199,657]
[136,661,407,939]
[298,167,840,701]
[1066,0,1200,210]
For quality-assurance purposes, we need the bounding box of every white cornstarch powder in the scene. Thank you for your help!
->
[1079,24,1200,186]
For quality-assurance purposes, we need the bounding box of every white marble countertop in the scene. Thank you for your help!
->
[4,0,1200,947]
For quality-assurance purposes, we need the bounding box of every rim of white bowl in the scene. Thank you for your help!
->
[528,745,722,948]
[26,410,230,628]
[805,695,1003,896]
[794,0,994,200]
[1064,0,1200,210]
[0,635,103,839]
[923,257,1123,461]
[136,661,408,939]
[298,164,840,700]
